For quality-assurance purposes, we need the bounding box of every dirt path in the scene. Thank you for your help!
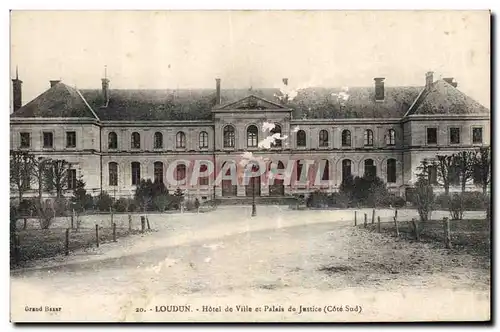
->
[11,206,490,322]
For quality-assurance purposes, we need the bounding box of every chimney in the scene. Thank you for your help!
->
[282,78,288,86]
[215,78,221,105]
[425,71,434,89]
[443,77,458,88]
[101,77,110,106]
[12,66,22,112]
[50,80,61,88]
[374,77,385,101]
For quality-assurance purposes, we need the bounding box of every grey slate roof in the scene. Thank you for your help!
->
[10,79,489,121]
[10,82,97,119]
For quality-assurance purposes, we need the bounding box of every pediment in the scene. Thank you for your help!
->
[214,95,287,111]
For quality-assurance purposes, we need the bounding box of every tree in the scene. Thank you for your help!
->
[71,175,93,213]
[452,151,476,194]
[31,157,49,206]
[435,155,455,196]
[10,150,34,203]
[473,147,491,194]
[414,177,435,222]
[135,179,169,211]
[44,159,70,198]
[96,191,113,211]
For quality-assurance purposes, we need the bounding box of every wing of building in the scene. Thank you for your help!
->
[10,73,490,200]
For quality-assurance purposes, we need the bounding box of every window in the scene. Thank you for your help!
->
[176,131,186,148]
[175,164,187,184]
[154,132,163,149]
[271,124,282,148]
[386,129,396,146]
[66,131,76,148]
[472,127,483,144]
[131,132,141,149]
[247,125,258,148]
[387,159,397,183]
[131,162,141,185]
[108,132,118,149]
[223,125,235,148]
[449,127,460,144]
[199,164,209,186]
[364,129,373,146]
[43,132,53,148]
[109,162,118,186]
[341,130,351,147]
[321,160,329,181]
[296,160,303,181]
[342,159,352,182]
[20,132,30,148]
[297,130,306,147]
[319,130,329,147]
[154,162,164,184]
[427,128,437,144]
[199,131,208,149]
[364,159,376,178]
[67,169,77,190]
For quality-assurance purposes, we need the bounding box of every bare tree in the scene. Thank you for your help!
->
[44,159,70,199]
[435,155,455,196]
[10,150,34,203]
[452,151,476,193]
[31,157,49,206]
[473,147,491,194]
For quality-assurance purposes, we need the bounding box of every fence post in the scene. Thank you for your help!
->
[95,224,99,248]
[377,216,381,233]
[65,228,70,256]
[14,234,20,264]
[141,216,146,233]
[71,209,75,229]
[364,213,367,228]
[394,215,400,238]
[128,214,132,231]
[110,207,114,228]
[371,208,375,224]
[443,217,452,249]
[113,223,117,242]
[354,211,357,226]
[146,216,151,230]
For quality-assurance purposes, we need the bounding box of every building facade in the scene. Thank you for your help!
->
[10,72,490,201]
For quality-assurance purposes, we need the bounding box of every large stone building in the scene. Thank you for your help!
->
[10,72,490,201]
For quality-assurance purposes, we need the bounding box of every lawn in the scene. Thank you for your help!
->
[363,217,491,259]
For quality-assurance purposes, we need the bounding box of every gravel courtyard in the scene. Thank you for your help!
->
[10,206,490,322]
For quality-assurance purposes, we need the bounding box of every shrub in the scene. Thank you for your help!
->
[114,197,129,213]
[18,199,36,217]
[194,198,200,210]
[127,199,139,212]
[53,197,69,217]
[38,200,56,229]
[96,191,114,212]
[448,193,464,220]
[414,179,435,222]
[306,190,330,208]
[153,194,169,212]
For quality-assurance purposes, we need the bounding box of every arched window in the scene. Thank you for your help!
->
[154,161,164,184]
[297,130,306,147]
[364,159,376,178]
[131,162,141,185]
[321,159,330,180]
[199,131,208,149]
[154,132,163,149]
[341,130,351,147]
[108,132,118,149]
[176,131,186,149]
[247,125,258,147]
[319,130,329,147]
[271,124,282,148]
[175,164,187,185]
[223,125,235,148]
[386,129,396,146]
[109,162,118,186]
[364,129,374,146]
[342,159,352,182]
[131,132,141,149]
[387,159,397,183]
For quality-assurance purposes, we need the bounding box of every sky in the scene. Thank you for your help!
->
[10,10,490,108]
